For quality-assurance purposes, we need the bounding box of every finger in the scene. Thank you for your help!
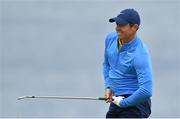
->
[106,99,109,103]
[108,99,113,102]
[106,100,111,103]
[105,97,110,102]
[106,97,113,103]
[105,94,110,99]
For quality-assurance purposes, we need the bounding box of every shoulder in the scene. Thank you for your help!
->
[105,31,118,45]
[133,38,152,64]
[135,38,150,57]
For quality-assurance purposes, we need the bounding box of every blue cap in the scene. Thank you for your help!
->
[109,9,140,26]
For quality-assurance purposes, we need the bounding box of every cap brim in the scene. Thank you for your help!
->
[109,17,128,25]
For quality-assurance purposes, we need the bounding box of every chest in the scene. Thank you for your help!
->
[106,41,135,73]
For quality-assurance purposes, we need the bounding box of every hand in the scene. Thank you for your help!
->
[112,96,124,107]
[105,88,114,103]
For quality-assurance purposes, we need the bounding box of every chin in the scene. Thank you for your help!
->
[118,36,124,39]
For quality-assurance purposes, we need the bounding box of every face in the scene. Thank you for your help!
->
[115,23,138,40]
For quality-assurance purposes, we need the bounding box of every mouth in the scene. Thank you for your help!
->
[117,32,120,35]
[117,32,122,37]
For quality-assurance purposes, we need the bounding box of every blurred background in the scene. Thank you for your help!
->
[0,0,180,118]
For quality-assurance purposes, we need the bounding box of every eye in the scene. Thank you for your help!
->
[116,23,126,27]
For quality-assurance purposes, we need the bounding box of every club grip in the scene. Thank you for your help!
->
[98,97,107,100]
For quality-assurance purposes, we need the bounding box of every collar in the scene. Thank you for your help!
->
[117,35,139,51]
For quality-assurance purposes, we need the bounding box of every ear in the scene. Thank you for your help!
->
[133,24,139,31]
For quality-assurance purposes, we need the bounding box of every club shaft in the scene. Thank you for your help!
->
[18,96,107,101]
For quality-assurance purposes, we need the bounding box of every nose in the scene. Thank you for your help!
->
[116,25,122,32]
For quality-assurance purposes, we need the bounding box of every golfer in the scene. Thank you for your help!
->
[103,8,153,118]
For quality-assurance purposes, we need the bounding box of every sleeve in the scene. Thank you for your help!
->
[103,35,110,88]
[120,51,153,107]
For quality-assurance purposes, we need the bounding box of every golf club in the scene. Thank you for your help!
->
[18,95,108,101]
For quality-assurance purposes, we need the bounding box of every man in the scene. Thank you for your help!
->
[103,8,153,118]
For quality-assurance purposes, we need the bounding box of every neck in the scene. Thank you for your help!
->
[121,33,136,44]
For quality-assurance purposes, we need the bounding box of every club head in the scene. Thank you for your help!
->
[17,96,36,100]
[18,96,29,100]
